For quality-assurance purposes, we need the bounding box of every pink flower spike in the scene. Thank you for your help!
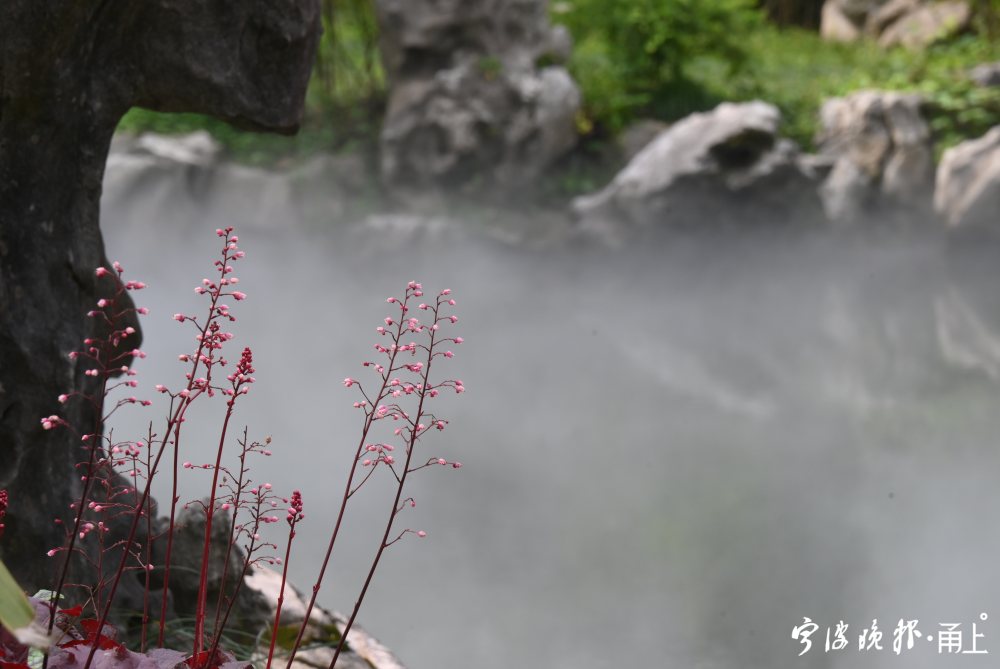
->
[95,267,109,277]
[452,462,463,469]
[440,289,451,295]
[343,377,355,387]
[417,531,427,538]
[137,307,150,315]
[173,313,185,322]
[454,337,464,344]
[232,291,247,301]
[57,394,68,404]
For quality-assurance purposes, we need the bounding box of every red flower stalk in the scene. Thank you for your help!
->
[285,283,464,669]
[264,490,304,669]
[0,489,7,541]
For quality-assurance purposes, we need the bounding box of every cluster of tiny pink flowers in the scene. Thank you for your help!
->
[345,282,464,534]
[286,490,304,526]
[361,442,396,468]
[224,347,255,400]
[159,228,245,401]
[48,260,154,444]
[0,489,7,541]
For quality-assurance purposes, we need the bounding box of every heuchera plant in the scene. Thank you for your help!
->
[0,228,464,669]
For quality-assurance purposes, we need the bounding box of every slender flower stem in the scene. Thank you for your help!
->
[328,303,440,669]
[84,231,242,669]
[211,431,251,642]
[266,493,302,669]
[192,391,242,658]
[283,327,407,668]
[44,275,126,667]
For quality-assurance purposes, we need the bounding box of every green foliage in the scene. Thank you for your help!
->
[716,30,1000,154]
[557,0,1000,155]
[554,0,765,133]
[0,558,33,633]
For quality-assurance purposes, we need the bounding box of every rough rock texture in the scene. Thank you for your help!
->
[820,0,970,48]
[815,90,935,225]
[0,0,320,596]
[571,101,823,236]
[375,0,581,194]
[878,1,971,48]
[244,566,406,669]
[935,126,1000,234]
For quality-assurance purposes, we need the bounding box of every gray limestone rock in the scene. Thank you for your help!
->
[935,126,1000,234]
[572,101,823,237]
[815,90,934,225]
[375,0,581,194]
[970,62,1000,87]
[820,0,970,48]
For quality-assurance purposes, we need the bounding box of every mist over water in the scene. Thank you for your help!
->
[101,185,1000,668]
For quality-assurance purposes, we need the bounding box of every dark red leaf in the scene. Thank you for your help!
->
[59,636,122,652]
[78,619,101,635]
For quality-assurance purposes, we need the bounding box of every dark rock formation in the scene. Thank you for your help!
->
[374,0,580,195]
[0,0,320,599]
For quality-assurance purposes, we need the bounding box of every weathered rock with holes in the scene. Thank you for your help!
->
[571,101,823,236]
[375,0,581,194]
[815,90,935,225]
[820,0,970,48]
[935,126,1000,234]
[0,0,320,599]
